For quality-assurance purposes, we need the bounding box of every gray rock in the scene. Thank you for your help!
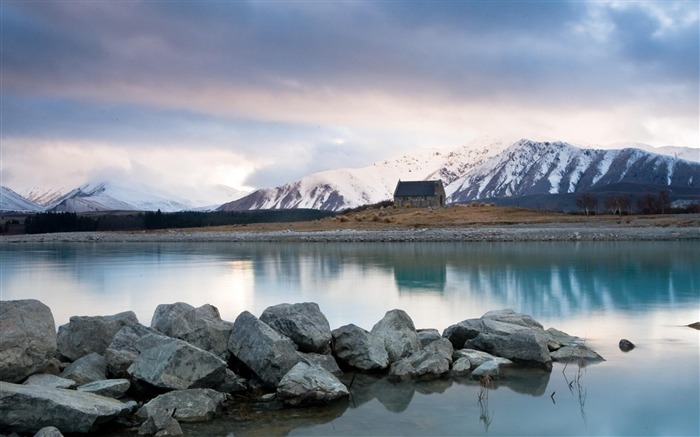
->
[77,379,130,398]
[482,309,544,329]
[331,324,389,371]
[216,369,247,394]
[23,374,76,390]
[417,329,442,348]
[470,360,501,380]
[128,333,227,391]
[277,362,349,406]
[56,311,139,361]
[105,323,159,378]
[444,312,552,370]
[138,409,184,437]
[0,299,57,383]
[452,349,513,369]
[300,352,343,376]
[371,309,421,363]
[260,302,332,353]
[228,311,303,389]
[450,357,472,376]
[59,353,107,385]
[546,327,583,350]
[619,339,635,352]
[389,338,453,380]
[136,389,227,423]
[151,302,233,361]
[33,426,64,437]
[0,381,132,434]
[550,345,605,363]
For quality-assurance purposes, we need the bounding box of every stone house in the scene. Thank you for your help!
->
[393,180,446,208]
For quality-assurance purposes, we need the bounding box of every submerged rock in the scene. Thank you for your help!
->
[56,311,139,362]
[331,324,389,371]
[0,381,133,434]
[618,339,636,352]
[260,302,332,354]
[470,360,501,380]
[0,299,57,383]
[277,362,349,406]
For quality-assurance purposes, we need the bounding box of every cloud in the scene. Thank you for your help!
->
[1,0,698,197]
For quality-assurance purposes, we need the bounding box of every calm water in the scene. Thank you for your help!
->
[1,241,698,436]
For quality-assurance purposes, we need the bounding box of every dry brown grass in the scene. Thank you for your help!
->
[180,205,699,234]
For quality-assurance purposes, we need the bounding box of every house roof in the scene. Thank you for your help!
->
[393,180,444,197]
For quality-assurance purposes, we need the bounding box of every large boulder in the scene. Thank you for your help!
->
[331,324,389,372]
[151,302,233,361]
[260,302,332,353]
[128,333,227,390]
[0,299,57,383]
[277,362,349,406]
[77,379,130,399]
[0,381,133,434]
[56,311,139,361]
[136,389,227,423]
[443,311,552,370]
[23,374,76,390]
[105,323,159,378]
[228,311,302,388]
[300,352,343,376]
[389,338,453,380]
[371,309,421,363]
[59,352,107,385]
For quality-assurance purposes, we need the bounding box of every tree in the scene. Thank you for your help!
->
[658,190,670,214]
[576,193,598,216]
[637,192,659,214]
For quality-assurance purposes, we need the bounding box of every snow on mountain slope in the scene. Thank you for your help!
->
[48,181,192,212]
[0,186,45,212]
[448,140,700,203]
[219,139,508,212]
[607,143,699,163]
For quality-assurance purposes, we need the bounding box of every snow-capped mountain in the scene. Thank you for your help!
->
[218,137,510,211]
[0,186,45,212]
[47,181,192,212]
[220,138,700,212]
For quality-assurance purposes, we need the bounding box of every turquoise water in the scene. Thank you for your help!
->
[1,241,698,436]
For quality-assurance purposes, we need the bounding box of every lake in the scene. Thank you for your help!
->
[1,241,698,436]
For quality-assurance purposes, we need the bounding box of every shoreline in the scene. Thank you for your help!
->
[2,222,698,243]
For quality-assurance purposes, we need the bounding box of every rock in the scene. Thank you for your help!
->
[546,327,583,350]
[300,352,343,376]
[0,299,57,383]
[138,409,183,437]
[331,324,389,372]
[371,309,421,363]
[216,369,247,394]
[77,379,130,398]
[482,309,543,329]
[105,323,159,378]
[417,329,442,348]
[260,302,332,353]
[550,345,605,362]
[128,333,227,391]
[450,357,472,376]
[56,311,139,362]
[452,349,513,369]
[687,322,700,330]
[23,374,76,390]
[277,362,349,406]
[228,311,303,389]
[33,426,64,437]
[136,389,227,423]
[0,381,132,434]
[470,360,501,380]
[619,339,635,352]
[59,353,107,385]
[151,302,233,361]
[444,312,552,370]
[389,338,453,380]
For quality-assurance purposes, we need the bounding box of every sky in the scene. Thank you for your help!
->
[1,0,698,202]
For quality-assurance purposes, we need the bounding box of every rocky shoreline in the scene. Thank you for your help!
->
[0,299,604,436]
[1,221,699,243]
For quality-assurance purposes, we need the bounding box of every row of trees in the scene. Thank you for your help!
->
[576,190,677,216]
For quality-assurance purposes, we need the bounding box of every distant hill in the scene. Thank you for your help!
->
[0,186,45,212]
